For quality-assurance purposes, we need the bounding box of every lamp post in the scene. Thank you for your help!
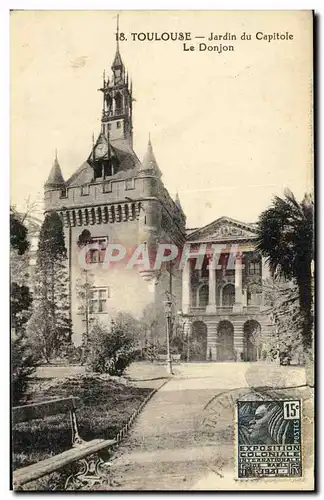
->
[164,299,173,375]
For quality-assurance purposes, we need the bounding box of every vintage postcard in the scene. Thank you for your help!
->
[10,10,314,491]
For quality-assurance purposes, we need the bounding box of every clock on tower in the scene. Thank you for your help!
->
[95,142,108,158]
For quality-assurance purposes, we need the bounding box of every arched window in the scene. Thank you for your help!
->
[115,92,122,113]
[243,320,262,361]
[105,94,112,111]
[222,283,235,307]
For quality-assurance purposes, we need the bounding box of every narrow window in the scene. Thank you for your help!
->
[81,184,89,196]
[125,178,135,190]
[103,181,112,193]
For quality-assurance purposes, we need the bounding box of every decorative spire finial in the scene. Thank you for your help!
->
[116,14,120,50]
[92,133,95,161]
[55,148,58,161]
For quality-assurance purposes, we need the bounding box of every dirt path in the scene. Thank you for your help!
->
[98,363,312,491]
[101,364,250,490]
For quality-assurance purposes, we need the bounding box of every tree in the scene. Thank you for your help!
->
[263,277,304,364]
[10,208,35,404]
[86,313,138,375]
[27,212,71,362]
[256,190,314,349]
[140,303,166,348]
[10,207,29,256]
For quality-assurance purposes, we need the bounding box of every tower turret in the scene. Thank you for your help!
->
[44,151,65,190]
[99,16,133,145]
[140,137,162,178]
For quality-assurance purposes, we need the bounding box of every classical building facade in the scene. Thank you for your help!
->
[181,217,272,362]
[43,40,271,359]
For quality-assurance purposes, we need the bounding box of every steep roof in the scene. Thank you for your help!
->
[111,47,123,69]
[44,156,65,189]
[139,139,162,177]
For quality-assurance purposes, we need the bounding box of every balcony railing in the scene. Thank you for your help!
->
[102,108,125,120]
[188,305,262,315]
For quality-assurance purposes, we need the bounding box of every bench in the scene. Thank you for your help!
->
[12,396,116,490]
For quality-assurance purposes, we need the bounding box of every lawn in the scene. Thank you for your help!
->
[12,374,153,490]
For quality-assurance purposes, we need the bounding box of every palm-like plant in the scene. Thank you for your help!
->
[256,189,314,349]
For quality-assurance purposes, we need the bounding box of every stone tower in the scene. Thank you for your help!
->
[44,34,186,346]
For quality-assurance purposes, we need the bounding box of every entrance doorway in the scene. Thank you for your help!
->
[191,321,208,361]
[243,320,262,361]
[216,320,234,361]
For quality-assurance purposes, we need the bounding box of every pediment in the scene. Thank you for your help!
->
[187,217,258,242]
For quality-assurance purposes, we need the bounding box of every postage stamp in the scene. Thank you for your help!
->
[237,400,302,479]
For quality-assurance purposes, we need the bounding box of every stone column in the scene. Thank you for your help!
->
[207,321,218,361]
[206,255,217,313]
[233,252,243,312]
[183,318,192,362]
[182,259,191,314]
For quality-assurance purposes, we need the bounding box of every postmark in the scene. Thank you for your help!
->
[237,400,302,478]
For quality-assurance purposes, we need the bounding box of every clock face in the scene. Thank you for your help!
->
[96,143,107,157]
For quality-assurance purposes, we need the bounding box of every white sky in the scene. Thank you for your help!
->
[10,10,313,228]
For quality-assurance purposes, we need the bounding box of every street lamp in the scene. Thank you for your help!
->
[164,299,173,375]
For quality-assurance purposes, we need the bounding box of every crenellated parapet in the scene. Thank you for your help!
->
[58,201,142,228]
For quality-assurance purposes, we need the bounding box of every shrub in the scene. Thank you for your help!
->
[86,314,137,376]
[11,332,36,405]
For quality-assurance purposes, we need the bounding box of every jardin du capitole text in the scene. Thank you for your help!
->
[117,31,295,54]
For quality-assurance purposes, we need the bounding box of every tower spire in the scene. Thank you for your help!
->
[99,15,132,145]
[175,191,183,211]
[112,14,123,70]
[116,14,120,51]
